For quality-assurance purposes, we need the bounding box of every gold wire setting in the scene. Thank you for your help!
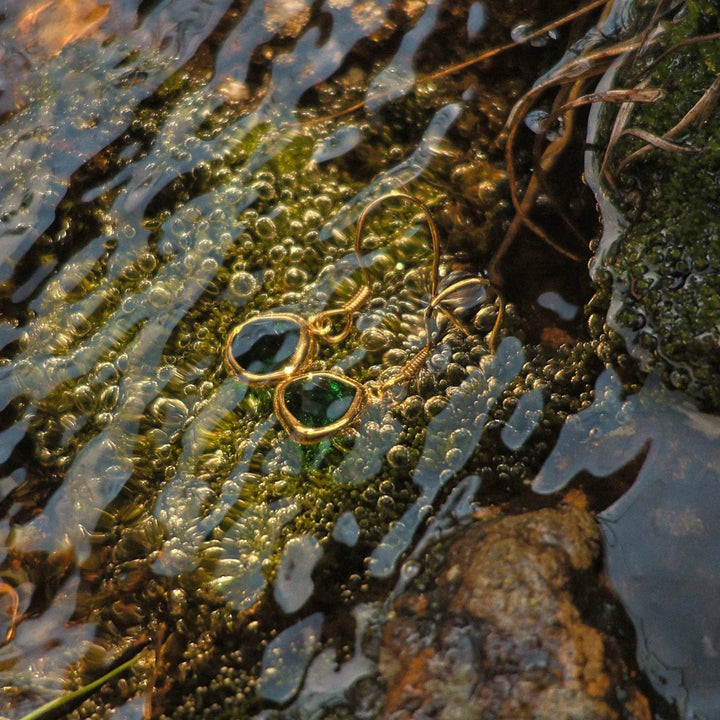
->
[223,313,315,386]
[273,372,369,444]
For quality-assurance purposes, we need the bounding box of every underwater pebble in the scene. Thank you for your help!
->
[378,505,648,719]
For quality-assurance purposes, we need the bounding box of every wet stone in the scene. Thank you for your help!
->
[376,501,653,720]
[230,316,301,377]
[283,374,357,428]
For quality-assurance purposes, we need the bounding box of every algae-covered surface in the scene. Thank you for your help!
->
[0,0,719,719]
[589,0,720,409]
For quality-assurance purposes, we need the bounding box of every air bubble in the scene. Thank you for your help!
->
[197,238,213,255]
[158,239,175,257]
[228,271,257,299]
[400,560,420,581]
[69,312,90,337]
[302,209,323,229]
[269,244,287,262]
[137,252,157,273]
[170,218,186,236]
[284,267,308,289]
[314,195,333,214]
[510,22,559,46]
[361,327,392,352]
[208,208,225,224]
[201,258,218,274]
[95,362,119,384]
[121,296,138,314]
[100,385,119,411]
[152,397,189,427]
[256,217,277,240]
[387,444,410,468]
[253,181,276,201]
[157,365,177,383]
[149,285,172,308]
[73,384,97,414]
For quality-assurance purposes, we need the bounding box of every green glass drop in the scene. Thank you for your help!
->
[283,374,358,428]
[231,317,301,377]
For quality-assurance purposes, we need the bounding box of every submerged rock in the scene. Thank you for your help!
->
[378,501,652,720]
[2,0,710,718]
[588,0,720,409]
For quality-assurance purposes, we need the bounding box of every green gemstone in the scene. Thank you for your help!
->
[231,317,301,377]
[283,374,358,428]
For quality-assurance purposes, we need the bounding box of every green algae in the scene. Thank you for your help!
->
[1,35,489,720]
[592,0,720,408]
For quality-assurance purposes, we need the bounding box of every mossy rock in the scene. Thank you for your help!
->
[591,0,720,409]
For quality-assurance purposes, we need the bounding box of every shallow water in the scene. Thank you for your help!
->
[535,370,720,719]
[0,1,716,719]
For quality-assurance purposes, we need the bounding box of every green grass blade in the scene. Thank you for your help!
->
[18,651,144,720]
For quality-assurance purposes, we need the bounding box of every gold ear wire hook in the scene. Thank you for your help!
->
[427,277,505,353]
[381,277,504,394]
[309,192,441,343]
[354,192,441,298]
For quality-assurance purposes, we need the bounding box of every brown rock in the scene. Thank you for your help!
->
[17,0,110,56]
[378,502,651,720]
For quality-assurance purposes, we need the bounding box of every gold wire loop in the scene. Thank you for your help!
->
[380,344,433,394]
[224,193,441,387]
[378,277,504,397]
[223,313,316,386]
[227,195,505,444]
[354,192,440,299]
[309,192,441,344]
[273,372,369,444]
[308,284,373,343]
[425,277,505,353]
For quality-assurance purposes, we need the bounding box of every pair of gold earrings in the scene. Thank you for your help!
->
[223,193,503,443]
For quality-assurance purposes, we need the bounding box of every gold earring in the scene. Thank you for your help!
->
[272,275,504,444]
[223,192,440,386]
[425,276,505,354]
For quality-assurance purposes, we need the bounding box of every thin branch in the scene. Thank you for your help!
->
[300,0,610,127]
[615,128,705,174]
[500,35,653,235]
[0,581,19,646]
[645,32,720,74]
[600,78,654,184]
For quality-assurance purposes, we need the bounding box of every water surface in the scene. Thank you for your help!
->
[0,1,715,719]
